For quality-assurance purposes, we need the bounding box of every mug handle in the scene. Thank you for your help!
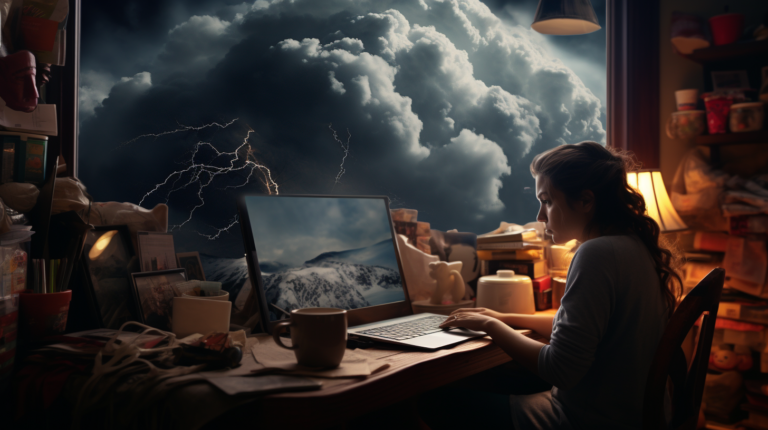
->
[272,321,297,350]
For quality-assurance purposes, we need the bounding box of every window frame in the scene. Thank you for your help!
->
[607,0,660,169]
[56,0,659,177]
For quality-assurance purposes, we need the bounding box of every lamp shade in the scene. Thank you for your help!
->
[531,0,601,35]
[627,170,688,232]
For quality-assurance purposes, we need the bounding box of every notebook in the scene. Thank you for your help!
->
[237,194,485,350]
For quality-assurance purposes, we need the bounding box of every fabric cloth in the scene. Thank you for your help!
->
[510,391,560,430]
[536,234,669,429]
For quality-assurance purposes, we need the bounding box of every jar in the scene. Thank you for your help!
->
[666,110,706,139]
[549,268,568,310]
[730,102,764,133]
[476,270,535,315]
[703,93,734,134]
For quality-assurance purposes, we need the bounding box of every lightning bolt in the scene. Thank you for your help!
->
[134,120,278,239]
[120,118,239,147]
[329,123,351,184]
[197,216,240,240]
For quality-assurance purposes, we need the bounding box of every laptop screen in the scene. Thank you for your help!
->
[241,195,406,322]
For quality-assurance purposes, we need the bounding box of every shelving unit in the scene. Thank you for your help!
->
[685,39,768,64]
[681,38,768,428]
[682,40,768,165]
[695,131,768,165]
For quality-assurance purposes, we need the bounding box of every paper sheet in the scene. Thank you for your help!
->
[205,374,322,396]
[251,337,389,378]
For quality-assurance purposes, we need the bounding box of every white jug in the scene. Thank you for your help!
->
[476,270,535,314]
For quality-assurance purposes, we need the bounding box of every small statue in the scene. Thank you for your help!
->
[428,261,464,305]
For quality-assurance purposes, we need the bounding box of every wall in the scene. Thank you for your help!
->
[659,0,766,185]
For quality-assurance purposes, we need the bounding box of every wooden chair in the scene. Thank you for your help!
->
[643,268,725,430]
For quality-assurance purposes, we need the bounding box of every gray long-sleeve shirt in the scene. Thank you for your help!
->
[538,235,669,429]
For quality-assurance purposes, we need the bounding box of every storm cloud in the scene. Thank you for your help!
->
[79,0,605,258]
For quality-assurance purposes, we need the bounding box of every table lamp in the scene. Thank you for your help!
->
[626,170,688,233]
[531,0,601,35]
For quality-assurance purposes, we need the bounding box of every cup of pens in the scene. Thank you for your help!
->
[19,258,73,340]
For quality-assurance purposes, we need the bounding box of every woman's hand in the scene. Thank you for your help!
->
[449,307,504,320]
[439,310,501,333]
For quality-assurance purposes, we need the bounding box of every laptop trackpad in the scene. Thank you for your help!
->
[400,329,485,349]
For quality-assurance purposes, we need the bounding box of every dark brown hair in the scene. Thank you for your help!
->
[530,141,682,318]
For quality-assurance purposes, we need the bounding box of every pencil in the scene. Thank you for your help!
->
[40,260,47,294]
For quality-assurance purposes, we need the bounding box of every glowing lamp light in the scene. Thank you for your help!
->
[627,170,688,233]
[531,0,601,35]
[88,230,119,260]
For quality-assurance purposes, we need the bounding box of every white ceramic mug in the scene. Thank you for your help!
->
[273,308,347,368]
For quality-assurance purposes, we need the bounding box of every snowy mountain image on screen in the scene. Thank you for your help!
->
[264,239,404,316]
[202,239,404,318]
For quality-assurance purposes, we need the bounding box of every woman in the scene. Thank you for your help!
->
[437,142,682,429]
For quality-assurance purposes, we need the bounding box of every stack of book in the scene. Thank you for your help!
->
[476,229,551,310]
[476,229,546,278]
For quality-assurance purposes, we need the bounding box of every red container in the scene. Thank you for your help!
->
[709,13,744,46]
[703,94,734,134]
[19,290,71,340]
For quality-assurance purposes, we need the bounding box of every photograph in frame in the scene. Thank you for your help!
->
[131,269,187,331]
[176,252,206,281]
[82,225,141,329]
[137,232,178,272]
[711,70,750,90]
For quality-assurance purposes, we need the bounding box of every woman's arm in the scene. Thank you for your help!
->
[439,314,545,374]
[498,313,555,339]
[448,308,555,339]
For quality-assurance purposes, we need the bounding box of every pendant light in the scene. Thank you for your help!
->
[531,0,601,35]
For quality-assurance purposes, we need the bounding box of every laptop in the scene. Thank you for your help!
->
[237,194,486,350]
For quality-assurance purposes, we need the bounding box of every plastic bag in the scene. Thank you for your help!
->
[51,177,90,214]
[670,149,729,230]
[0,182,38,213]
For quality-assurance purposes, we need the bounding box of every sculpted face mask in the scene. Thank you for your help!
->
[0,50,39,113]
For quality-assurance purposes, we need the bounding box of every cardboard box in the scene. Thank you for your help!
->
[11,132,47,184]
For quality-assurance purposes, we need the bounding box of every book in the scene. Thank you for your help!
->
[0,136,17,183]
[477,249,544,261]
[718,302,768,325]
[476,241,542,251]
[0,99,58,136]
[477,228,539,244]
[481,259,547,279]
[533,275,552,311]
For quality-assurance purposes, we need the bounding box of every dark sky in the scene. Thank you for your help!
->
[78,0,606,259]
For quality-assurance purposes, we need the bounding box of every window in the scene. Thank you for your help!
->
[76,0,607,301]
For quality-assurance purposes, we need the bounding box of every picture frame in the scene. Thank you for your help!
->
[131,268,187,332]
[176,252,206,281]
[136,231,178,272]
[711,70,750,90]
[81,225,141,329]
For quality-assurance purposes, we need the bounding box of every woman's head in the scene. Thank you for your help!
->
[530,141,682,317]
[530,141,642,242]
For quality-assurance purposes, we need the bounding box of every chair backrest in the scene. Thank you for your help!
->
[643,268,725,430]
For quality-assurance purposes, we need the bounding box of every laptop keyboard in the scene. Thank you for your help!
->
[358,315,450,340]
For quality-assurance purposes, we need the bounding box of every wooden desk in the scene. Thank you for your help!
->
[238,330,546,429]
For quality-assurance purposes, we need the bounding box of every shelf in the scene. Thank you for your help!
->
[685,39,768,64]
[695,130,768,146]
